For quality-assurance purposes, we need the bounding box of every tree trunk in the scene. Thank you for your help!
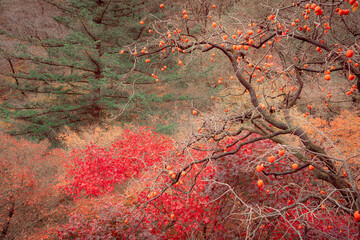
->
[0,197,16,239]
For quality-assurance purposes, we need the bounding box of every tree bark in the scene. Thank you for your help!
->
[0,196,16,239]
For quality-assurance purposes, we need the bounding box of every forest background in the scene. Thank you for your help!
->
[0,0,360,239]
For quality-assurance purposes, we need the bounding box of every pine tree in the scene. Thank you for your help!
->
[0,0,162,141]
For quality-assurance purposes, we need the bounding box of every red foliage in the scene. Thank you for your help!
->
[0,132,64,239]
[137,166,222,239]
[64,127,174,197]
[57,196,135,239]
[60,127,224,238]
[60,129,359,239]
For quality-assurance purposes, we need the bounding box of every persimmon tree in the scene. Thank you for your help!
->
[99,0,360,238]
